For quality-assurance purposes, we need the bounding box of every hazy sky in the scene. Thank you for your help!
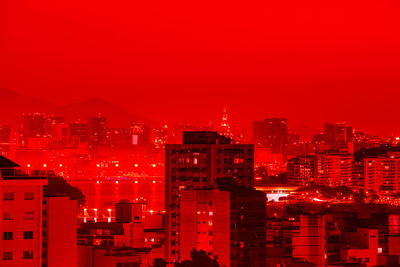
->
[1,0,400,136]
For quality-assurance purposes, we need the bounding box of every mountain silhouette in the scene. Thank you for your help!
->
[0,89,150,127]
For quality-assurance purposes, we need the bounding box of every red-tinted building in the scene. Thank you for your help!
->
[180,187,266,267]
[364,153,400,194]
[165,131,254,262]
[0,156,47,267]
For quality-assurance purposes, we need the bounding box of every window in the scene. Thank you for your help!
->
[23,231,33,240]
[3,232,13,240]
[23,251,33,259]
[3,251,12,260]
[23,211,34,220]
[3,211,14,220]
[24,192,34,200]
[3,192,14,200]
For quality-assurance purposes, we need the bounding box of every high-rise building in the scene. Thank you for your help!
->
[0,156,47,267]
[69,123,89,144]
[88,116,108,149]
[364,153,400,194]
[42,196,78,267]
[165,131,254,262]
[292,215,327,267]
[0,126,12,154]
[180,188,266,267]
[287,152,353,187]
[287,154,316,186]
[316,152,353,187]
[324,123,353,152]
[220,108,233,139]
[23,113,46,147]
[252,118,288,156]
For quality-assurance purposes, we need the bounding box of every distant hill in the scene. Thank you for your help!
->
[0,88,56,125]
[0,89,151,127]
[56,97,141,127]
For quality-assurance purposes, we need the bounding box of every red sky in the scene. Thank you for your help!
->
[1,0,400,137]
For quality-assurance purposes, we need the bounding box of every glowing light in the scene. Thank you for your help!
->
[378,247,383,253]
[96,181,100,184]
[43,164,47,168]
[209,211,213,216]
[108,217,111,223]
[153,180,156,184]
[59,164,63,167]
[134,164,139,168]
[152,164,156,168]
[84,218,87,223]
[107,209,112,212]
[96,164,100,167]
[134,181,138,184]
[27,164,31,168]
[115,181,119,184]
[396,137,400,141]
[197,211,201,214]
[115,163,119,167]
[164,125,168,129]
[150,238,155,242]
[149,210,154,215]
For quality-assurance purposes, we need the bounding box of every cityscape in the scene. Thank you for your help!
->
[2,0,400,266]
[1,107,400,267]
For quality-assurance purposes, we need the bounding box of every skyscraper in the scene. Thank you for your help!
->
[88,116,108,150]
[252,118,288,155]
[165,131,254,262]
[324,123,353,152]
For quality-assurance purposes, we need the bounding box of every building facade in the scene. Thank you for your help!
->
[165,132,254,262]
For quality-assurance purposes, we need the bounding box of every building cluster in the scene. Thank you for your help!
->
[0,113,170,179]
[266,202,400,267]
[0,155,165,267]
[2,110,400,267]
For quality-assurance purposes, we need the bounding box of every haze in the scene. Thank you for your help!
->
[1,0,400,137]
